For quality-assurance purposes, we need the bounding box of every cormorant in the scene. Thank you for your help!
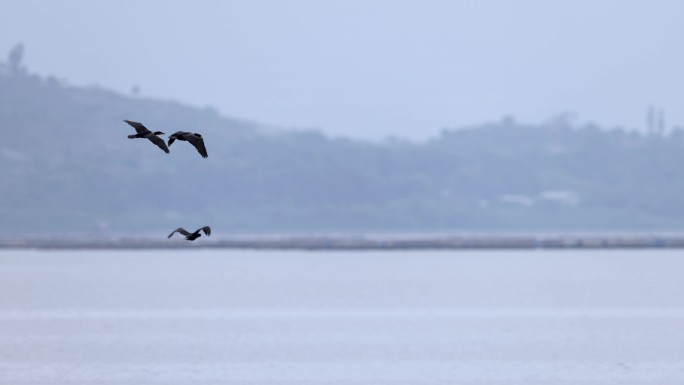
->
[168,226,212,241]
[123,120,170,154]
[167,131,208,158]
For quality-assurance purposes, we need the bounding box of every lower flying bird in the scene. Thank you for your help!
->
[168,131,208,158]
[168,226,212,241]
[123,120,169,154]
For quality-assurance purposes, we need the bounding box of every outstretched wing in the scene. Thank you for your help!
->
[167,133,178,147]
[168,228,191,238]
[186,133,208,158]
[124,120,150,134]
[147,134,170,153]
[200,226,211,236]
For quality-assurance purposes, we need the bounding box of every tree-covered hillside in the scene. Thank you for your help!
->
[3,63,684,235]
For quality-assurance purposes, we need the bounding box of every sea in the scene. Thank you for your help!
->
[1,248,683,384]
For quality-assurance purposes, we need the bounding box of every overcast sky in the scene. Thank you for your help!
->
[1,0,683,140]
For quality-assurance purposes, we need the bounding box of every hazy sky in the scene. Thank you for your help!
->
[2,0,683,140]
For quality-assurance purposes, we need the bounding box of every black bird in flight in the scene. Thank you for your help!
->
[123,120,170,154]
[168,131,208,158]
[168,226,212,241]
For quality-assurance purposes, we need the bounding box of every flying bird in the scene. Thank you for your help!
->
[168,131,208,158]
[168,226,212,241]
[123,120,170,154]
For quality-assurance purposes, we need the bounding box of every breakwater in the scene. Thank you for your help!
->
[2,234,684,250]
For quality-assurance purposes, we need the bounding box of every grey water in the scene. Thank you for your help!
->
[1,249,684,384]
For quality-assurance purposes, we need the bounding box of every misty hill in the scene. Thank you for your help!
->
[3,66,684,235]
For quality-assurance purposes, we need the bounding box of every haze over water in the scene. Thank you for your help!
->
[1,249,684,384]
[2,1,684,140]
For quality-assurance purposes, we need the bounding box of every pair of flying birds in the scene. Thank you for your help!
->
[124,119,208,158]
[125,119,211,241]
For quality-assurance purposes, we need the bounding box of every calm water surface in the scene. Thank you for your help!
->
[1,249,683,384]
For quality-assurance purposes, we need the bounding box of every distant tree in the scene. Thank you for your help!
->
[657,108,666,136]
[7,43,25,75]
[646,105,655,135]
[544,111,577,129]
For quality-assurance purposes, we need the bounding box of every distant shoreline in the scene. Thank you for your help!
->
[2,234,684,250]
